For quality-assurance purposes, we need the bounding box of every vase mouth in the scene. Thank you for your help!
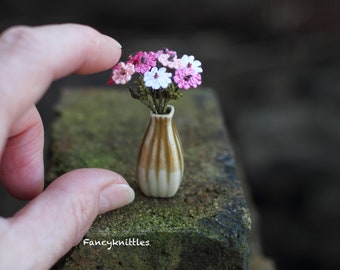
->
[150,105,175,118]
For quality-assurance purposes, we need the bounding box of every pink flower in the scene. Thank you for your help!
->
[155,48,174,57]
[128,51,157,74]
[174,67,202,90]
[109,62,135,84]
[158,52,181,69]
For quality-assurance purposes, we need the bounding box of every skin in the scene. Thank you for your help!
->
[0,24,135,269]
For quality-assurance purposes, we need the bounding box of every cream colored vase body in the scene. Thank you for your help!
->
[137,105,184,198]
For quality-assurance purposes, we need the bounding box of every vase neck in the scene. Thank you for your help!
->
[150,105,175,119]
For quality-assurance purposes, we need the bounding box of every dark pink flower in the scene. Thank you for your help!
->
[128,51,157,74]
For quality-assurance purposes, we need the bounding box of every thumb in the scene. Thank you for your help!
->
[0,168,135,270]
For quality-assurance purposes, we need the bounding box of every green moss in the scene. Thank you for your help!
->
[49,88,250,269]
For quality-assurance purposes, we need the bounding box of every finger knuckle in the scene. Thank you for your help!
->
[0,26,38,51]
[68,194,96,243]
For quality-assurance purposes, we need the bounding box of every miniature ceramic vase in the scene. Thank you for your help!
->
[137,105,184,198]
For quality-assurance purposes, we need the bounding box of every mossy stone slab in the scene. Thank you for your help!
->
[48,88,251,270]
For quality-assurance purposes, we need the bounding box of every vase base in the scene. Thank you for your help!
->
[138,175,182,198]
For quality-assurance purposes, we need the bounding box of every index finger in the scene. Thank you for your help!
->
[0,23,121,149]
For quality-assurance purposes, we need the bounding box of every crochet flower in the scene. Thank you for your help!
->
[180,55,203,73]
[128,51,157,74]
[174,67,202,90]
[109,62,135,84]
[144,67,172,90]
[158,51,181,69]
[108,48,203,114]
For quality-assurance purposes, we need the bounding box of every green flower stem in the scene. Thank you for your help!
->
[129,76,181,114]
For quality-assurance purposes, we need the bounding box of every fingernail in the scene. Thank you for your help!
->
[113,39,122,49]
[99,184,135,214]
[104,34,122,49]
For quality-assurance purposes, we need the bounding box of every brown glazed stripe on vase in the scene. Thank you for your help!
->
[137,105,184,198]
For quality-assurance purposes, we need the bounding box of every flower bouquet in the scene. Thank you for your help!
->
[108,48,203,197]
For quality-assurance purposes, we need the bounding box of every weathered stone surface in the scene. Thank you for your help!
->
[48,88,251,270]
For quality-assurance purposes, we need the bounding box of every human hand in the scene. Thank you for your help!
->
[0,24,135,269]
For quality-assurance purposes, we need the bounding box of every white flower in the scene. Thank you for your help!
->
[143,67,172,90]
[180,55,203,73]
